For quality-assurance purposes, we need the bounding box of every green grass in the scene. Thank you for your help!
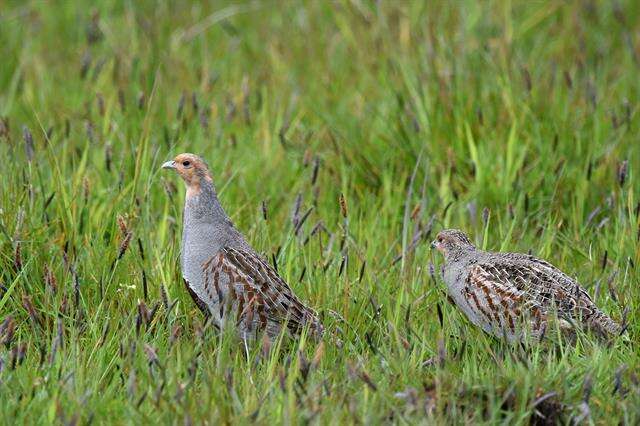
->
[1,0,639,423]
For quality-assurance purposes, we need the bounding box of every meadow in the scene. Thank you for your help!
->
[0,1,639,423]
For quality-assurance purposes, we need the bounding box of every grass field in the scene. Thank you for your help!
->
[1,1,639,423]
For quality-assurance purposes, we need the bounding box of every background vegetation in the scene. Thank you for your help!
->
[1,0,638,423]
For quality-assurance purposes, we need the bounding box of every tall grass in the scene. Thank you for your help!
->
[0,1,638,423]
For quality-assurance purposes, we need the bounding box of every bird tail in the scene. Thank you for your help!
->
[586,307,623,338]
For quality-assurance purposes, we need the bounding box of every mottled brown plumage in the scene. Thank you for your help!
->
[432,229,622,342]
[163,153,323,342]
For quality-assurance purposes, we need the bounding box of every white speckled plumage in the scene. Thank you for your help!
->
[432,229,622,342]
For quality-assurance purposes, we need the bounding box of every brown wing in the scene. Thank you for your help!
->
[465,263,541,337]
[503,254,622,337]
[201,247,323,338]
[466,260,608,338]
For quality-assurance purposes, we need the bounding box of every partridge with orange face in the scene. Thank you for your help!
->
[162,153,323,342]
[431,229,622,342]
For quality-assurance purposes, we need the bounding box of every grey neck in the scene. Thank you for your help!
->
[445,245,478,264]
[184,179,228,224]
[182,179,249,251]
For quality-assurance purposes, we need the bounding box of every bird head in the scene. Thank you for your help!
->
[162,153,213,196]
[431,229,475,258]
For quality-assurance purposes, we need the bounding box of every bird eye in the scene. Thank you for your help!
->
[437,237,443,243]
[182,160,191,167]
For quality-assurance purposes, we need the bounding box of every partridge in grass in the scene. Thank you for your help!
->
[431,229,622,343]
[162,153,323,341]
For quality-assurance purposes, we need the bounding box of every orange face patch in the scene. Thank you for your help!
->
[431,229,473,255]
[432,231,449,254]
[166,153,213,196]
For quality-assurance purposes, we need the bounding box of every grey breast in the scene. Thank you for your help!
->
[181,195,226,311]
[442,250,491,328]
[180,190,252,315]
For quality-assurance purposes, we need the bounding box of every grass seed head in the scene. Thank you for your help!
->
[96,92,105,116]
[21,295,40,327]
[43,264,58,293]
[617,160,628,187]
[143,343,159,366]
[22,126,34,161]
[117,231,133,261]
[339,193,348,218]
[1,316,16,348]
[85,121,95,144]
[116,215,129,236]
[191,92,199,112]
[198,107,209,130]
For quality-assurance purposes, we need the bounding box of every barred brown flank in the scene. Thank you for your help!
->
[214,247,323,338]
[505,311,515,332]
[162,153,324,344]
[435,229,622,342]
[466,287,494,324]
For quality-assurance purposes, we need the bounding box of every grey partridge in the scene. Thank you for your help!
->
[162,153,323,342]
[431,229,622,342]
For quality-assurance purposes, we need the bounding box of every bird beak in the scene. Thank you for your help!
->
[430,240,437,249]
[162,160,176,170]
